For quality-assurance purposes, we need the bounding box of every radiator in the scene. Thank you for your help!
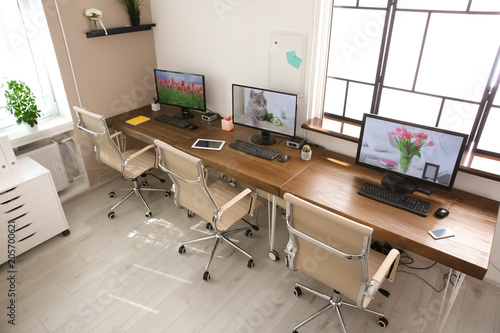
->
[18,141,72,192]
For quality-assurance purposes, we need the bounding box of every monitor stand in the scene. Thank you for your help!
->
[381,172,417,194]
[251,130,276,146]
[175,107,194,119]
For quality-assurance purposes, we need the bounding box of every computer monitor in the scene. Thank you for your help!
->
[232,84,298,146]
[356,114,468,193]
[154,69,206,118]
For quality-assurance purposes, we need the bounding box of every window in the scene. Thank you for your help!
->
[321,0,500,158]
[0,0,60,130]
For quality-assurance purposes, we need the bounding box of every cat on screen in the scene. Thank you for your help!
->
[245,90,268,126]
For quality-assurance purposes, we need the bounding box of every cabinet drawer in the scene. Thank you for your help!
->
[0,215,68,264]
[0,189,58,224]
[0,173,50,203]
[0,201,61,244]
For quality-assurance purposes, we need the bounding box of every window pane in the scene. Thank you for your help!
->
[397,0,469,11]
[439,100,479,135]
[359,0,388,8]
[345,82,373,120]
[470,0,500,11]
[477,106,500,154]
[384,11,427,90]
[323,78,346,117]
[328,8,386,84]
[378,88,442,126]
[416,14,500,102]
[0,0,58,130]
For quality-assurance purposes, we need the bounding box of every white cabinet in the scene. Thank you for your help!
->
[0,156,70,263]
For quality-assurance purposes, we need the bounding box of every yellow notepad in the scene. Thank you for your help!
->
[126,115,150,125]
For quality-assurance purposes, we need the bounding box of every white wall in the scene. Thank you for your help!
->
[151,0,500,284]
[150,0,314,123]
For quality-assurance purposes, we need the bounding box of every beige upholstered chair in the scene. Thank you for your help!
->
[74,107,169,219]
[284,193,400,333]
[154,139,261,281]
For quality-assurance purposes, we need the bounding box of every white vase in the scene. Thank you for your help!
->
[301,151,312,161]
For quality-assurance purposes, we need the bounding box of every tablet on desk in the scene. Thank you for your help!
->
[192,139,225,151]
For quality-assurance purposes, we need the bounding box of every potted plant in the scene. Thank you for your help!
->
[301,144,312,161]
[118,0,143,26]
[2,80,41,128]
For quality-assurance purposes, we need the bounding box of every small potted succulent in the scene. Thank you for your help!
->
[301,144,312,161]
[2,80,42,128]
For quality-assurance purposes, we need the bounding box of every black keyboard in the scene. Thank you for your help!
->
[155,114,194,128]
[358,182,431,217]
[229,140,280,160]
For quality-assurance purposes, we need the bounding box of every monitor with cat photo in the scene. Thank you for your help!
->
[232,84,298,146]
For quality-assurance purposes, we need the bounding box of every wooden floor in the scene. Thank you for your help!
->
[1,174,500,333]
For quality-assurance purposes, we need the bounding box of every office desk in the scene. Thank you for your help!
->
[107,105,217,145]
[108,105,326,258]
[280,150,499,331]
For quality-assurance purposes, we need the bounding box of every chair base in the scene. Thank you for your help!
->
[108,174,169,219]
[178,226,254,280]
[292,283,388,333]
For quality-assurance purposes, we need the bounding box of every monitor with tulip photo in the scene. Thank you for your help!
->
[355,114,468,193]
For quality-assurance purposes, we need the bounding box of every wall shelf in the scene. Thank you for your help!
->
[86,23,156,38]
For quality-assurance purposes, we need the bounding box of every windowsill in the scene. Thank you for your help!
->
[1,115,75,149]
[302,117,500,182]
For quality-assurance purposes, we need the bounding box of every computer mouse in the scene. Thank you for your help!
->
[187,124,198,130]
[434,207,449,218]
[278,154,290,163]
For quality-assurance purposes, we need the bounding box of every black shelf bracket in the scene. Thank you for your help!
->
[86,23,156,38]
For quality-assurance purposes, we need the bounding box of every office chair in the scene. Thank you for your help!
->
[284,193,400,333]
[154,139,262,281]
[74,107,169,219]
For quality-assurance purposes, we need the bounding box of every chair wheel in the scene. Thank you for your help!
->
[108,211,115,219]
[187,210,195,217]
[268,250,280,261]
[203,271,210,281]
[141,181,148,187]
[293,286,302,297]
[62,229,70,236]
[160,178,166,183]
[145,211,152,218]
[378,316,388,328]
[178,245,185,254]
[245,229,252,237]
[165,191,170,198]
[247,259,254,268]
[206,223,213,230]
[109,192,115,198]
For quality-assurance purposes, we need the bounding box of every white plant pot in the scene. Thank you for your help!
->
[301,151,312,161]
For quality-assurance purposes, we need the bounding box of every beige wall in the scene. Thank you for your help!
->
[42,0,157,187]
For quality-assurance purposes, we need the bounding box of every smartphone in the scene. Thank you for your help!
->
[428,228,455,240]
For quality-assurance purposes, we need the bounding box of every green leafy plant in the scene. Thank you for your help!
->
[3,80,41,127]
[118,0,143,26]
[302,144,311,153]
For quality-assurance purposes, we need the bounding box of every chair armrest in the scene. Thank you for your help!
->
[365,249,400,299]
[218,188,252,219]
[123,144,155,167]
[110,131,125,151]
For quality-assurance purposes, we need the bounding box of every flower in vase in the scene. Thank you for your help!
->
[390,128,434,173]
[85,8,102,18]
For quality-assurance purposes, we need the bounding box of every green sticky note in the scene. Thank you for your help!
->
[286,51,302,69]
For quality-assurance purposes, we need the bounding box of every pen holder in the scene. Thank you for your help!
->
[151,103,160,111]
[221,119,234,131]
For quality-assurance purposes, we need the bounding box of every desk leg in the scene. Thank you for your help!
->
[437,268,465,332]
[267,194,279,261]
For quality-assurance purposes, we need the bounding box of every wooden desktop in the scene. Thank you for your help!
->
[108,105,498,277]
[108,105,499,331]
